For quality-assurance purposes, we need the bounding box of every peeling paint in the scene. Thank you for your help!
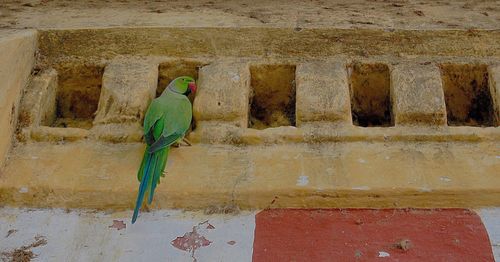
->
[378,251,390,257]
[229,72,240,82]
[358,158,367,163]
[18,187,28,193]
[296,176,309,186]
[171,221,213,262]
[0,208,258,261]
[440,176,452,182]
[171,228,211,251]
[108,220,126,230]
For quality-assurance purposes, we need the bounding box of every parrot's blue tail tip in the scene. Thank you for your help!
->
[131,208,139,224]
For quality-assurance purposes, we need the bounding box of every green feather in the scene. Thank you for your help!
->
[132,77,193,224]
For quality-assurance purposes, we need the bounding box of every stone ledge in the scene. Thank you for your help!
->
[12,57,500,145]
[31,126,89,142]
[0,141,498,210]
[189,123,500,144]
[38,28,500,62]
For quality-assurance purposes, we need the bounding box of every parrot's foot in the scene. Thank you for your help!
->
[182,138,192,146]
[172,138,192,147]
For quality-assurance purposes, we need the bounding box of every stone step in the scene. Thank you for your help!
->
[0,140,499,210]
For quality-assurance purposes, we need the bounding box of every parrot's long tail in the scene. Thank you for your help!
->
[132,147,169,224]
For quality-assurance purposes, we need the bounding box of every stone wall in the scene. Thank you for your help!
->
[0,30,36,169]
[0,28,499,210]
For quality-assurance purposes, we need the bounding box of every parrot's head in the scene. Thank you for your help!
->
[167,76,197,96]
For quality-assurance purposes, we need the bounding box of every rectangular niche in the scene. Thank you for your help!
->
[50,63,105,129]
[440,64,495,126]
[157,60,203,97]
[349,63,393,127]
[249,64,296,129]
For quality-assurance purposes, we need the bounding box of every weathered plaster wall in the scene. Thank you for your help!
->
[1,26,499,211]
[0,30,36,169]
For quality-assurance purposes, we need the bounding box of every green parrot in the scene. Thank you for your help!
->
[132,76,196,224]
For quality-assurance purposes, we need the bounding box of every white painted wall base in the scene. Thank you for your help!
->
[0,208,256,262]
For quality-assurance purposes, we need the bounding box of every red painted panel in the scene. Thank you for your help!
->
[253,209,494,262]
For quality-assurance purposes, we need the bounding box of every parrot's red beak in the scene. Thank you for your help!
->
[188,82,197,94]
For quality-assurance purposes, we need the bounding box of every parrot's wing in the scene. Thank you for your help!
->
[148,96,192,153]
[143,99,165,146]
[144,119,159,145]
[147,131,183,153]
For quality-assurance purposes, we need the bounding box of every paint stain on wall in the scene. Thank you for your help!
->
[171,221,213,262]
[296,176,309,186]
